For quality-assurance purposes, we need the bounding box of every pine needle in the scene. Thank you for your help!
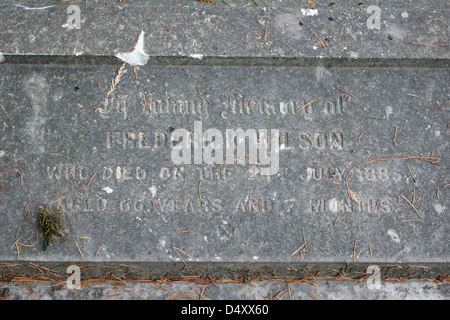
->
[345,154,440,202]
[49,153,70,159]
[0,102,11,120]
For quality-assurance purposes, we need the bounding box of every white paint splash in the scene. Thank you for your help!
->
[386,105,393,120]
[301,9,318,16]
[102,187,114,194]
[115,31,150,66]
[434,204,444,214]
[15,5,56,10]
[149,186,157,197]
[387,229,400,243]
[189,54,204,60]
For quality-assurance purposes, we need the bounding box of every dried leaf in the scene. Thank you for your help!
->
[348,189,358,202]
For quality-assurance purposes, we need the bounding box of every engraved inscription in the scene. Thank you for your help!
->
[220,93,349,119]
[152,198,224,213]
[159,166,185,180]
[45,164,403,184]
[310,198,392,213]
[324,96,347,115]
[106,131,168,149]
[47,165,92,180]
[57,196,224,214]
[298,166,401,182]
[298,132,344,150]
[235,197,274,212]
[197,166,233,181]
[221,93,314,119]
[95,95,128,119]
[102,166,148,181]
[104,130,343,153]
[141,96,209,117]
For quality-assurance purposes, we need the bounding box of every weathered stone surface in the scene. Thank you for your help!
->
[0,2,448,269]
[0,1,448,62]
[0,63,448,264]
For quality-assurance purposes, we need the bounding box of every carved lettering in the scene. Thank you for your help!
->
[106,131,168,149]
[234,197,274,212]
[46,165,92,181]
[310,198,392,213]
[95,95,128,119]
[153,198,224,213]
[142,96,209,117]
[300,166,398,182]
[102,166,148,181]
[159,167,185,180]
[221,93,314,119]
[298,132,344,150]
[325,96,347,115]
[197,166,233,180]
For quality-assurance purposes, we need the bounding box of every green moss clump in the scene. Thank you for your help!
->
[38,206,67,250]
